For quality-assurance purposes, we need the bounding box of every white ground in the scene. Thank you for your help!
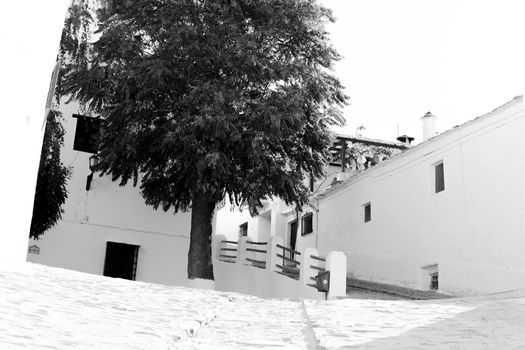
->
[2,263,525,349]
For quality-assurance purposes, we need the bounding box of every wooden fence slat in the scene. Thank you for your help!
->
[276,254,301,265]
[246,248,267,253]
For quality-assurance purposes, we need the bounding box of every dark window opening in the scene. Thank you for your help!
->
[430,272,439,290]
[435,162,445,193]
[103,242,139,280]
[289,220,298,259]
[73,114,101,153]
[301,213,313,236]
[364,203,371,223]
[239,222,248,238]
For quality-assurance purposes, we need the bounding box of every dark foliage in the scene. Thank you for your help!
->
[30,111,71,239]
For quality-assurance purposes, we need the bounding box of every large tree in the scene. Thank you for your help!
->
[59,0,348,280]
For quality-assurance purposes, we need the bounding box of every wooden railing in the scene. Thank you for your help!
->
[218,240,238,263]
[275,244,301,280]
[214,234,347,299]
[307,254,326,289]
[245,240,267,269]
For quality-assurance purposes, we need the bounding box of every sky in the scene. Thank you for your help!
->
[321,0,525,144]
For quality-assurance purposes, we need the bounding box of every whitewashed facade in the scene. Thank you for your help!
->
[27,101,196,287]
[317,96,525,296]
[215,136,406,254]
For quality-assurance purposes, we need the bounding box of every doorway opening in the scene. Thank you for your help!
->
[421,264,439,291]
[103,242,140,280]
[289,220,298,259]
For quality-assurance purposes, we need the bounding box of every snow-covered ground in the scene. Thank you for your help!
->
[2,263,525,349]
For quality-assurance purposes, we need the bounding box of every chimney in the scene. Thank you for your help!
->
[396,135,414,147]
[421,111,437,141]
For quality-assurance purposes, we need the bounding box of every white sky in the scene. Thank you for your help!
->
[321,0,525,143]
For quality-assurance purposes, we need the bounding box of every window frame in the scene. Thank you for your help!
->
[363,202,371,223]
[434,161,445,193]
[72,114,101,154]
[430,272,439,291]
[301,212,313,236]
[239,222,248,238]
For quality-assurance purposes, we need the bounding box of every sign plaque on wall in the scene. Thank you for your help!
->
[28,245,40,255]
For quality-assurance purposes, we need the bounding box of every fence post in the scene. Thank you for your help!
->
[236,236,248,266]
[266,235,283,273]
[300,247,319,286]
[326,251,347,299]
[214,234,228,261]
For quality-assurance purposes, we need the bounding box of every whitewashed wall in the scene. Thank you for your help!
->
[317,97,525,296]
[215,201,253,241]
[27,101,195,287]
[215,182,329,250]
[0,0,71,267]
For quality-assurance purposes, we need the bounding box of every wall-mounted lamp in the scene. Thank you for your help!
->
[89,154,99,172]
[86,154,99,191]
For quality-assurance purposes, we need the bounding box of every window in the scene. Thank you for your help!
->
[289,220,298,259]
[430,272,439,290]
[435,162,445,193]
[239,222,248,238]
[364,203,371,223]
[73,114,101,153]
[301,212,313,236]
[421,264,439,291]
[103,242,139,281]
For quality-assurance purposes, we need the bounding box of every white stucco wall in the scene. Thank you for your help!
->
[317,96,525,296]
[0,0,71,267]
[27,101,194,286]
[215,201,252,241]
[214,261,325,300]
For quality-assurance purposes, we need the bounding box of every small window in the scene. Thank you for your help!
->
[435,162,445,193]
[73,114,101,153]
[301,213,313,236]
[364,203,371,223]
[430,272,439,290]
[239,222,248,238]
[421,264,439,291]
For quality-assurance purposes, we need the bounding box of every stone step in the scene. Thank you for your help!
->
[346,277,452,300]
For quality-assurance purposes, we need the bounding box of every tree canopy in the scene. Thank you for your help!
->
[59,0,348,279]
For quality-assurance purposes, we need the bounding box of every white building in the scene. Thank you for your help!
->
[27,101,195,287]
[33,93,525,298]
[215,135,406,257]
[217,96,525,297]
[316,96,525,296]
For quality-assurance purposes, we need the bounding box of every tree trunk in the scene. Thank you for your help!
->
[187,191,215,280]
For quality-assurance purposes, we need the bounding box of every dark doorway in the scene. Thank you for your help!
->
[103,242,139,280]
[289,220,298,259]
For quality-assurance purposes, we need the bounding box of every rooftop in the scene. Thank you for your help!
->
[319,96,524,199]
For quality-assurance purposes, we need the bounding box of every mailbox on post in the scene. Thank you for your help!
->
[315,270,330,292]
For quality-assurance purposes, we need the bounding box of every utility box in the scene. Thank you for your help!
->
[316,271,330,292]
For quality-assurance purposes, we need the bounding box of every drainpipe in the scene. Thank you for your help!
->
[315,198,319,250]
[340,139,347,172]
